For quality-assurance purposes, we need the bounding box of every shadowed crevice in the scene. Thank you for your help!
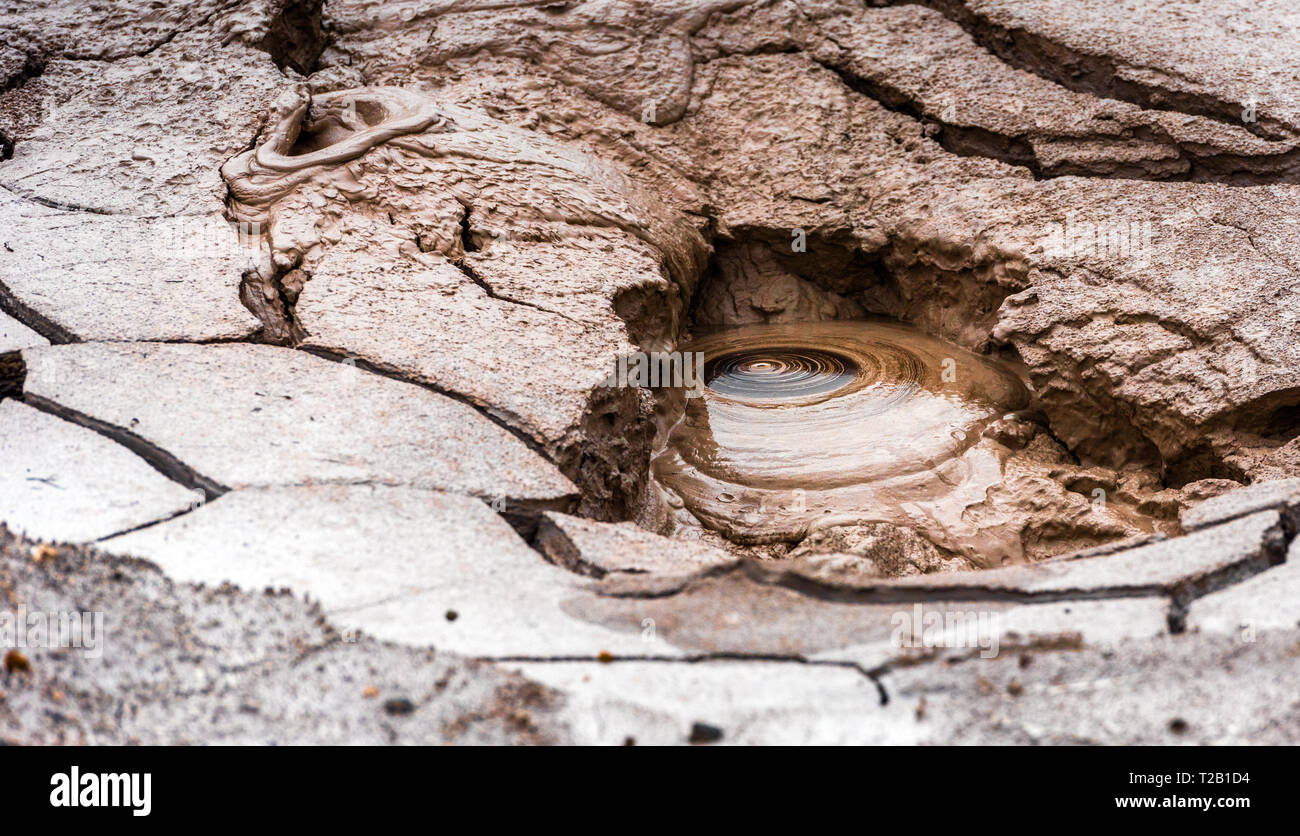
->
[0,276,78,344]
[0,350,23,398]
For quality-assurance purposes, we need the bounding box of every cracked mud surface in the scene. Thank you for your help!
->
[3,0,1300,744]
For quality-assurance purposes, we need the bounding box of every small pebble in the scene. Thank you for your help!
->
[4,649,30,674]
[688,722,723,744]
[384,697,416,716]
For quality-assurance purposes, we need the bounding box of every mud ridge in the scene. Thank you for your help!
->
[587,509,1290,617]
[813,56,1044,176]
[817,51,1300,185]
[915,0,1298,143]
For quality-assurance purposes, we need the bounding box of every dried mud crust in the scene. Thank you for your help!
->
[201,1,1286,564]
[0,0,1295,556]
[3,0,1300,743]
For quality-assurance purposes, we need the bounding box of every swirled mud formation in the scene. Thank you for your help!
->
[219,80,707,518]
[653,320,1039,566]
[223,86,449,220]
[223,83,704,284]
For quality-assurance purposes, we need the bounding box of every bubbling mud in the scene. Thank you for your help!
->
[652,320,1034,566]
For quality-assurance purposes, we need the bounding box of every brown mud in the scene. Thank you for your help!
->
[648,319,1180,569]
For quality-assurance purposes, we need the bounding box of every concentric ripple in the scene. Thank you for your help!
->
[651,320,1032,563]
[705,348,859,401]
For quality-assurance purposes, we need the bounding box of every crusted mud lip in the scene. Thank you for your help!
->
[651,319,1045,563]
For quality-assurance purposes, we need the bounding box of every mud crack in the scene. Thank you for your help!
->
[21,393,229,500]
[915,0,1299,142]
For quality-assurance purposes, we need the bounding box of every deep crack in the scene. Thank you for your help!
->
[22,392,229,501]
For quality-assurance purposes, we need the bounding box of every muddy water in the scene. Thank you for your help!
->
[651,320,1033,566]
